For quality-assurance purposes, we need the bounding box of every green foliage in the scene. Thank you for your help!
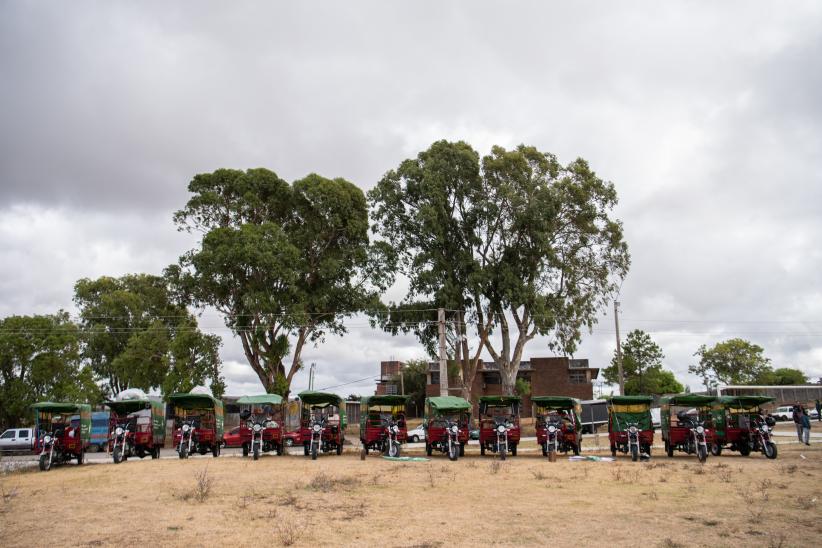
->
[0,312,103,429]
[74,274,224,397]
[602,330,683,395]
[170,168,393,395]
[369,141,629,395]
[689,338,771,389]
[515,377,531,396]
[756,367,807,386]
[393,359,428,414]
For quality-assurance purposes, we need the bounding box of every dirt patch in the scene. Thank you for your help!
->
[0,443,819,546]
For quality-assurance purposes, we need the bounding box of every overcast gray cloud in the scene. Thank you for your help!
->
[1,1,821,396]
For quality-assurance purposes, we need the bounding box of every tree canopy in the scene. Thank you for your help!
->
[369,141,629,396]
[0,312,102,429]
[689,338,771,389]
[169,168,393,396]
[74,274,224,397]
[602,329,683,395]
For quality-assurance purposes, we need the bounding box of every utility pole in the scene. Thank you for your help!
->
[400,363,405,395]
[438,308,449,397]
[614,300,625,396]
[308,362,316,390]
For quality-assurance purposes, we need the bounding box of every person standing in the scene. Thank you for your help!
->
[801,409,811,445]
[816,399,821,423]
[793,404,803,442]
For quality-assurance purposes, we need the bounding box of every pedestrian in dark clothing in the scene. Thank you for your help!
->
[793,404,803,442]
[816,399,821,423]
[801,409,811,445]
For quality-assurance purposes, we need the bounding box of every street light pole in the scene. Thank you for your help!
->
[614,300,625,396]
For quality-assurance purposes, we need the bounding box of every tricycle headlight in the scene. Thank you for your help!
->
[450,425,458,434]
[391,425,399,433]
[760,425,769,433]
[547,425,556,433]
[115,427,124,436]
[696,426,704,434]
[43,435,51,444]
[496,424,506,433]
[253,424,262,432]
[629,426,637,434]
[268,421,278,429]
[313,424,321,433]
[182,424,190,432]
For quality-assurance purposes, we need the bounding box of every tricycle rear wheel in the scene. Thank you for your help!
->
[710,443,722,456]
[480,444,486,456]
[459,443,465,457]
[212,443,220,458]
[242,443,249,457]
[611,445,617,457]
[426,443,432,456]
[77,450,84,465]
[572,443,579,456]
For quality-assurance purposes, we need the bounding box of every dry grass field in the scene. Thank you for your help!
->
[1,441,820,547]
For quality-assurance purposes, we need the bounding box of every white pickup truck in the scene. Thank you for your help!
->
[0,428,35,452]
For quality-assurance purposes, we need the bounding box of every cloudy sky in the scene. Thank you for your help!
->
[2,2,821,397]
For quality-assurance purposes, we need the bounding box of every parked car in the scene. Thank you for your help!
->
[0,428,34,452]
[772,406,794,421]
[406,425,425,443]
[222,426,243,448]
[283,430,301,446]
[469,427,480,440]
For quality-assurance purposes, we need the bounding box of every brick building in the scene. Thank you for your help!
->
[374,360,403,395]
[425,357,599,417]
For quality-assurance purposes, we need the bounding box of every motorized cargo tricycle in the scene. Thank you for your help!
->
[236,394,286,460]
[359,395,409,458]
[32,402,91,471]
[660,394,716,463]
[607,395,654,461]
[169,391,224,459]
[106,394,165,463]
[298,391,346,460]
[478,395,521,459]
[533,396,582,457]
[423,396,471,461]
[709,395,778,459]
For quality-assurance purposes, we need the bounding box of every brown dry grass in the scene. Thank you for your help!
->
[0,443,820,547]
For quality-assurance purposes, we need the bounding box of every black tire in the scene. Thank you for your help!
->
[137,447,146,459]
[364,444,369,455]
[631,444,639,462]
[336,443,343,456]
[212,443,220,458]
[311,442,318,460]
[253,445,259,461]
[388,443,400,458]
[697,444,707,463]
[39,454,51,471]
[113,446,124,464]
[665,440,674,458]
[152,446,159,459]
[500,444,507,461]
[710,443,722,457]
[644,444,652,457]
[572,442,579,457]
[426,443,432,456]
[448,442,458,461]
[178,445,187,460]
[739,443,751,457]
[459,443,465,457]
[199,446,208,456]
[542,443,548,457]
[77,449,84,465]
[611,445,617,458]
[511,443,517,457]
[303,443,309,457]
[764,442,777,460]
[480,444,486,456]
[411,435,419,443]
[242,443,249,457]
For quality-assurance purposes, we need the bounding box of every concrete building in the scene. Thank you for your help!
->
[374,360,404,395]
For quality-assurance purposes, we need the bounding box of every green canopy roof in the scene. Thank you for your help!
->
[298,391,343,407]
[427,396,471,412]
[717,395,774,408]
[361,395,409,407]
[607,395,654,404]
[479,395,521,406]
[236,394,284,405]
[659,394,716,406]
[31,401,90,414]
[168,392,222,409]
[105,399,154,414]
[532,396,581,408]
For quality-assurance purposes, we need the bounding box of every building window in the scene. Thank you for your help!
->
[431,372,440,385]
[483,373,501,385]
[386,384,398,395]
[569,371,587,384]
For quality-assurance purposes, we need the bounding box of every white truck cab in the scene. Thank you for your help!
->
[0,428,34,452]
